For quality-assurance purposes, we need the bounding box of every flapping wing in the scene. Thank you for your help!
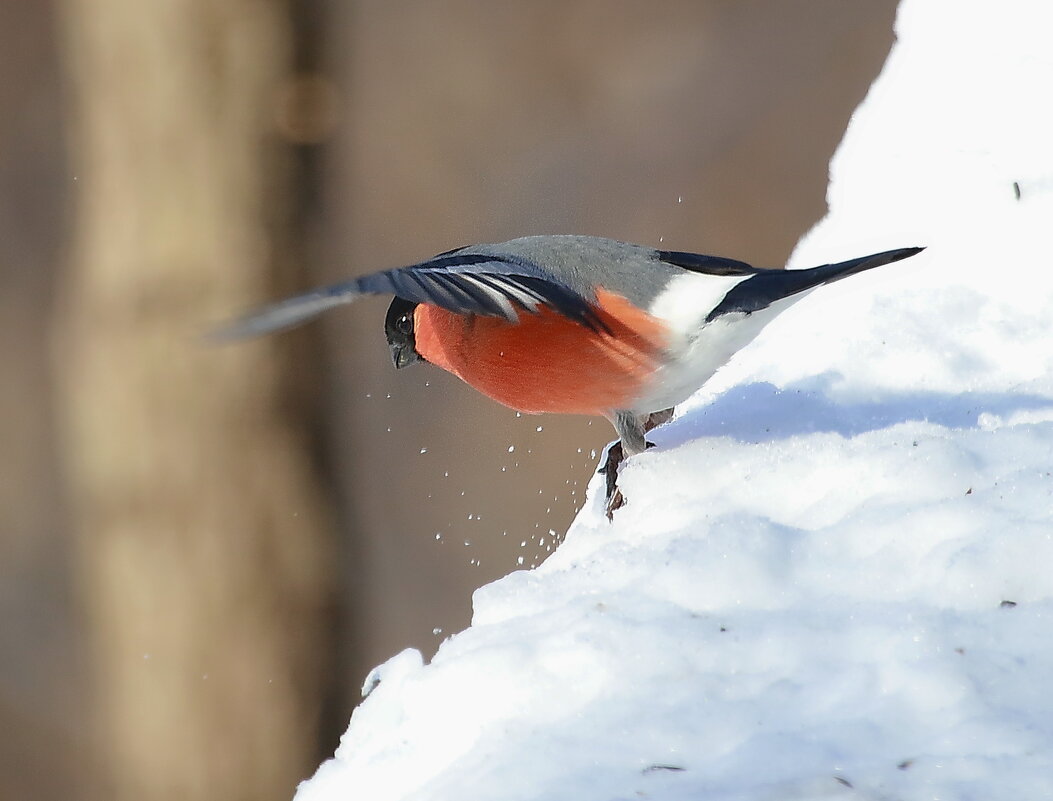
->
[212,251,604,341]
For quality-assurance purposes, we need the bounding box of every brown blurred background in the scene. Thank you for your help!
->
[1,1,898,799]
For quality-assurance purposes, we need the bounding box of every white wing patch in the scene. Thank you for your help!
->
[482,275,546,313]
[417,271,547,322]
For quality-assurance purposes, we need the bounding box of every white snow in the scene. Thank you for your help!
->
[297,1,1053,798]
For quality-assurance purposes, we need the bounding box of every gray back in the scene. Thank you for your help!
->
[461,235,684,309]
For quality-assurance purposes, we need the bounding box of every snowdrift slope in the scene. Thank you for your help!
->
[298,1,1053,798]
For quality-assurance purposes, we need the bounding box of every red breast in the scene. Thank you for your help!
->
[412,289,669,416]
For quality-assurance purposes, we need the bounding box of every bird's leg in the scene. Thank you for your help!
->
[600,411,647,519]
[600,408,676,519]
[613,410,649,455]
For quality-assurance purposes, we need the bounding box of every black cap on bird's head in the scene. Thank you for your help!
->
[385,297,423,369]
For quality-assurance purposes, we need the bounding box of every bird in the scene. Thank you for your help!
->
[216,235,923,516]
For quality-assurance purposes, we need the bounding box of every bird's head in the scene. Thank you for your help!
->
[385,297,424,369]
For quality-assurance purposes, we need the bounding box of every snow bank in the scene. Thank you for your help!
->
[298,1,1053,798]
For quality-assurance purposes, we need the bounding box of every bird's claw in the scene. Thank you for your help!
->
[600,408,673,520]
[599,440,626,520]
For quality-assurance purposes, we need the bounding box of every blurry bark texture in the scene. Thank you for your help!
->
[0,2,82,799]
[58,2,336,800]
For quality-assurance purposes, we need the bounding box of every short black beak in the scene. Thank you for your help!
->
[391,344,421,369]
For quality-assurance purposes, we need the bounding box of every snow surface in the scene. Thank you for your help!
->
[297,1,1053,798]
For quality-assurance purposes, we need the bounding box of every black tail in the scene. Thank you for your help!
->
[704,247,924,322]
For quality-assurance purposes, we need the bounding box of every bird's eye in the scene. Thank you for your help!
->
[396,313,413,335]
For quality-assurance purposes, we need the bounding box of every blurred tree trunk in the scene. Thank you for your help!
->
[0,2,83,798]
[57,2,337,799]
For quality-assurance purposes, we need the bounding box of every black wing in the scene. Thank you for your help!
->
[657,250,762,276]
[213,251,603,341]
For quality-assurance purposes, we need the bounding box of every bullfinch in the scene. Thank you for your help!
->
[218,235,923,514]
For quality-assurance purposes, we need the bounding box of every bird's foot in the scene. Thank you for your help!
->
[600,408,674,520]
[644,407,675,433]
[599,440,626,520]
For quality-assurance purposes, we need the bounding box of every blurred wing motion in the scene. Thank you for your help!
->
[212,251,603,341]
